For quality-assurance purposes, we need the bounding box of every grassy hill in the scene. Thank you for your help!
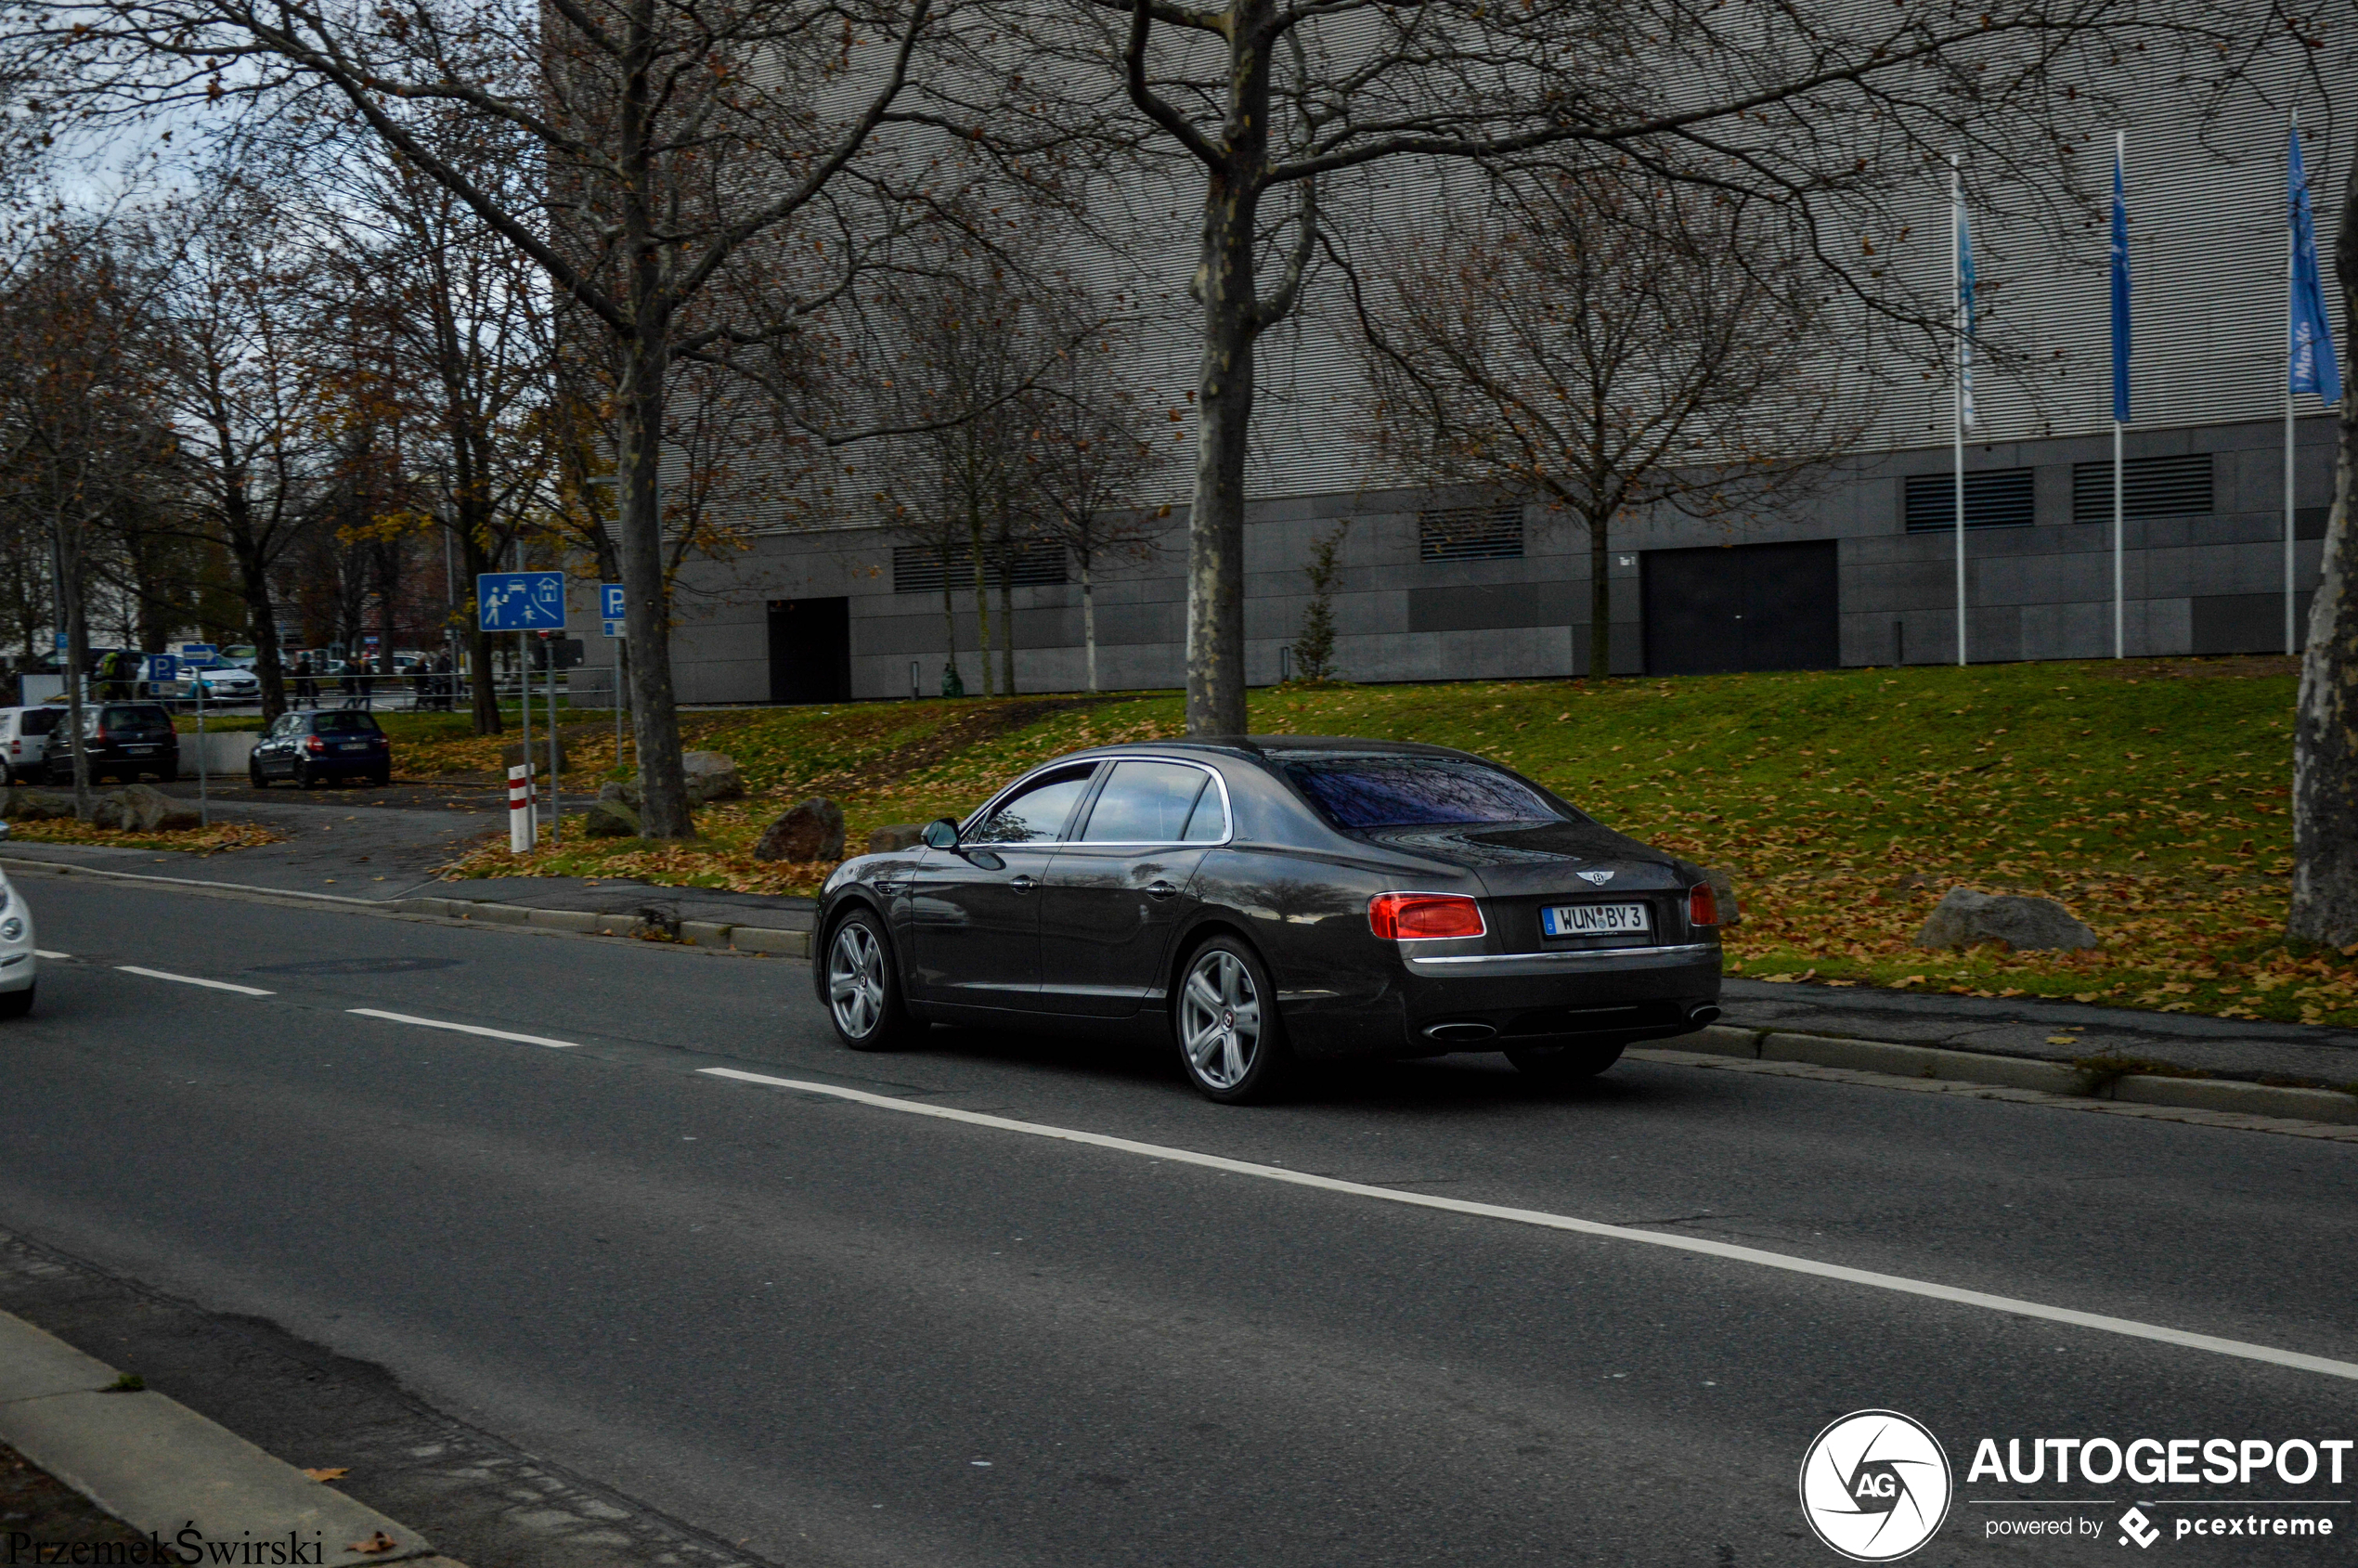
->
[432,654,2357,1032]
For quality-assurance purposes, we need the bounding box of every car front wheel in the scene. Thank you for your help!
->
[825,908,915,1050]
[1174,936,1289,1104]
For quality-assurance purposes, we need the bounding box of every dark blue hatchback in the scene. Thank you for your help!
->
[248,710,393,789]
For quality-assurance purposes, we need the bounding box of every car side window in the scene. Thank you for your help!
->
[1080,761,1209,843]
[969,765,1097,845]
[1181,782,1228,842]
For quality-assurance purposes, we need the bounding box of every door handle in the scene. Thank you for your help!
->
[1009,875,1035,894]
[1145,880,1179,900]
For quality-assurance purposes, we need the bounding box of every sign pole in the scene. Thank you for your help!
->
[519,630,532,849]
[547,632,560,846]
[195,667,208,828]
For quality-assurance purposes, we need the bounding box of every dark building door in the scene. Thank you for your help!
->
[767,598,850,704]
[1641,540,1841,676]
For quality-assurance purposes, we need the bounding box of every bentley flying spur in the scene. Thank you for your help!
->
[812,736,1723,1102]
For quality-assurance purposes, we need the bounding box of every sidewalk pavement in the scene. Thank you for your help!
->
[0,1310,458,1568]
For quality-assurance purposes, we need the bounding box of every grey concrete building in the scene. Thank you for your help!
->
[591,65,2349,706]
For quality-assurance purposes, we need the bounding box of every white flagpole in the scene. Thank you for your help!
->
[2113,129,2126,660]
[1952,158,1967,667]
[2286,110,2298,657]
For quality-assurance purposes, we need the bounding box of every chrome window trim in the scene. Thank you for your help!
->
[1068,757,1235,848]
[1405,941,1717,967]
[961,755,1235,849]
[957,758,1109,845]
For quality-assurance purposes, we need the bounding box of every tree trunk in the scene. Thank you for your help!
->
[54,521,91,820]
[1080,545,1098,693]
[996,532,1015,697]
[968,508,995,697]
[616,323,693,838]
[457,527,503,734]
[2288,143,2358,946]
[1587,511,1613,680]
[1183,17,1273,738]
[939,567,961,695]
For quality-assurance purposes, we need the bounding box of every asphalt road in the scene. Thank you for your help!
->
[4,875,2354,1567]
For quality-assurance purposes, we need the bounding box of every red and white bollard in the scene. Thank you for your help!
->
[508,763,537,852]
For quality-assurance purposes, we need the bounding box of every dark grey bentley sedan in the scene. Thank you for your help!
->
[811,736,1722,1102]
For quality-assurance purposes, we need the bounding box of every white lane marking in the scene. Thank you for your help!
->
[33,950,68,960]
[698,1067,2358,1383]
[116,965,275,997]
[347,1008,579,1049]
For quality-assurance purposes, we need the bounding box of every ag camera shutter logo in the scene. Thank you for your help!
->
[1799,1410,1953,1562]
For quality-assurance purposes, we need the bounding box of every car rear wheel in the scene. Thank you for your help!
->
[825,908,916,1050]
[0,984,33,1019]
[1505,1042,1626,1083]
[1174,936,1289,1104]
[297,764,321,789]
[248,760,268,788]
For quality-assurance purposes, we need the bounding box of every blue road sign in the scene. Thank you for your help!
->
[602,583,626,638]
[175,642,217,667]
[477,572,568,632]
[144,654,179,684]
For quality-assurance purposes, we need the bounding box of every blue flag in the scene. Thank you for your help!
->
[1956,182,1978,429]
[2289,128,2344,403]
[2110,143,2131,422]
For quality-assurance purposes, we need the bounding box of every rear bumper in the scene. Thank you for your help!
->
[1281,940,1722,1059]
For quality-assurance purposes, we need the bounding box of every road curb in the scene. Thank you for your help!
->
[1673,1024,2358,1125]
[9,851,2344,1120]
[410,896,810,956]
[0,1310,456,1566]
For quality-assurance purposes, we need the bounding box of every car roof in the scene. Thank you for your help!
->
[1062,734,1480,764]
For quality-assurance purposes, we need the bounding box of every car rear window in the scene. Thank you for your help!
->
[99,705,172,730]
[19,709,60,735]
[313,712,383,735]
[1281,757,1567,830]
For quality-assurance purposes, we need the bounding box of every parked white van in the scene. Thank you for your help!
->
[0,705,64,785]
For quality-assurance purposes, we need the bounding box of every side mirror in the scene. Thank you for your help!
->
[921,817,961,850]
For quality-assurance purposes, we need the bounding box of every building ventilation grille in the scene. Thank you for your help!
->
[1903,470,2036,533]
[2070,453,2213,523]
[1419,504,1525,561]
[892,542,1069,594]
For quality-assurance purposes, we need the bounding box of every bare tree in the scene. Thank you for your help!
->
[2278,19,2358,945]
[1021,324,1171,693]
[995,0,2186,733]
[7,0,1045,833]
[1347,172,1861,679]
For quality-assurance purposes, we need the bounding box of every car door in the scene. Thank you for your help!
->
[257,714,297,776]
[1036,759,1228,1017]
[904,762,1100,1011]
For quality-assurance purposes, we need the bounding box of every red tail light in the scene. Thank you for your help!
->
[304,736,325,754]
[1369,892,1485,941]
[1688,883,1719,927]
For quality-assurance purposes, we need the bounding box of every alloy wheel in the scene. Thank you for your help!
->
[1179,948,1261,1091]
[828,920,887,1040]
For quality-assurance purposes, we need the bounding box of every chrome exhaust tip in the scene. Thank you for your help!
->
[1422,1020,1499,1044]
[1686,1004,1723,1029]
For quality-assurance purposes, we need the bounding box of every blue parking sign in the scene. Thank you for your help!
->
[477,572,568,632]
[144,654,179,684]
[602,583,626,638]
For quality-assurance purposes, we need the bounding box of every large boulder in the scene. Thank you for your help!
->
[90,784,201,834]
[581,784,641,838]
[1702,866,1743,927]
[753,797,846,862]
[1915,888,2097,952]
[681,751,745,805]
[1,788,75,822]
[867,822,926,854]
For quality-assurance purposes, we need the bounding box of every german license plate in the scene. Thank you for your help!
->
[125,745,157,754]
[340,743,367,751]
[1542,902,1650,937]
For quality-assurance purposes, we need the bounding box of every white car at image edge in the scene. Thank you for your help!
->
[0,855,36,1017]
